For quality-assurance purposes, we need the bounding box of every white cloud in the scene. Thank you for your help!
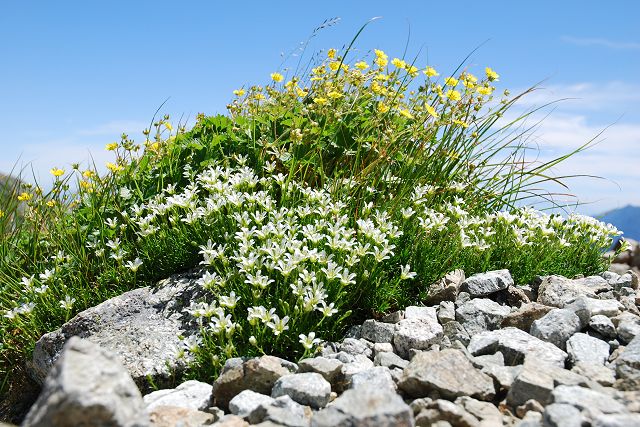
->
[497,111,640,215]
[511,82,640,113]
[561,36,640,50]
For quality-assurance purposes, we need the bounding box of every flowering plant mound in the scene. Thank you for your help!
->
[0,46,624,394]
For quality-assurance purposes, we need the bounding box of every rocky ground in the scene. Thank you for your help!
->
[4,268,640,427]
[609,239,640,276]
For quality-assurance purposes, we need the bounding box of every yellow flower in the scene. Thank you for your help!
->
[374,73,389,81]
[254,93,266,101]
[374,49,387,59]
[407,65,419,76]
[312,65,326,75]
[329,61,340,71]
[461,73,478,88]
[485,67,499,81]
[17,192,31,201]
[79,180,94,192]
[425,105,439,118]
[453,119,469,128]
[391,58,406,69]
[296,88,308,97]
[444,90,462,101]
[82,170,95,179]
[399,109,414,119]
[377,102,390,114]
[149,142,161,151]
[49,168,65,177]
[164,122,173,131]
[233,89,246,97]
[327,48,337,59]
[313,97,328,105]
[424,66,439,77]
[375,56,389,67]
[354,61,369,70]
[0,210,4,218]
[270,72,284,83]
[46,200,56,207]
[445,77,458,87]
[371,81,387,95]
[106,162,123,173]
[476,86,493,96]
[327,90,343,99]
[105,142,118,151]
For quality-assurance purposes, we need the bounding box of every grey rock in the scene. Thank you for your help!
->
[212,355,297,410]
[414,399,480,427]
[438,301,456,325]
[298,357,343,387]
[382,310,404,323]
[425,269,465,305]
[455,291,472,307]
[341,354,375,387]
[564,296,592,328]
[551,385,629,416]
[360,319,396,344]
[455,299,511,335]
[460,269,513,297]
[507,358,555,407]
[443,321,471,347]
[582,297,623,317]
[618,296,640,316]
[147,406,215,427]
[28,270,207,386]
[501,302,553,331]
[481,364,522,390]
[311,388,413,427]
[593,413,640,427]
[566,333,610,365]
[572,362,616,387]
[542,403,582,427]
[516,411,543,427]
[399,349,495,401]
[393,317,443,359]
[468,327,568,368]
[143,380,212,411]
[472,352,504,368]
[374,351,409,370]
[213,414,248,426]
[343,325,362,339]
[537,275,610,308]
[455,396,502,425]
[271,373,331,409]
[373,342,394,355]
[590,315,617,339]
[501,285,532,307]
[615,334,640,390]
[405,305,438,320]
[350,366,396,391]
[22,337,149,427]
[515,399,545,418]
[248,395,311,427]
[530,308,581,350]
[617,318,640,344]
[340,338,372,358]
[228,390,274,419]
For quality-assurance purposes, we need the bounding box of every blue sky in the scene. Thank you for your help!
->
[1,1,638,215]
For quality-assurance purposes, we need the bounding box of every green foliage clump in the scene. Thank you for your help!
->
[0,45,623,395]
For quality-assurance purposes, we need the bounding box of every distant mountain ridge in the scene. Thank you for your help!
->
[598,205,640,241]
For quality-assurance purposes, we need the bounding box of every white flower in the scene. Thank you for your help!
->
[400,264,417,280]
[105,217,118,229]
[119,187,133,200]
[219,291,240,309]
[249,335,258,346]
[34,284,49,294]
[267,314,290,336]
[39,269,54,283]
[299,332,321,350]
[317,301,338,317]
[20,276,35,292]
[125,258,143,272]
[181,335,202,353]
[59,295,76,310]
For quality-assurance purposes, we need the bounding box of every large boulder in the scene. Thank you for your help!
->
[22,337,149,427]
[28,270,206,387]
[455,298,510,335]
[459,269,513,297]
[537,275,611,308]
